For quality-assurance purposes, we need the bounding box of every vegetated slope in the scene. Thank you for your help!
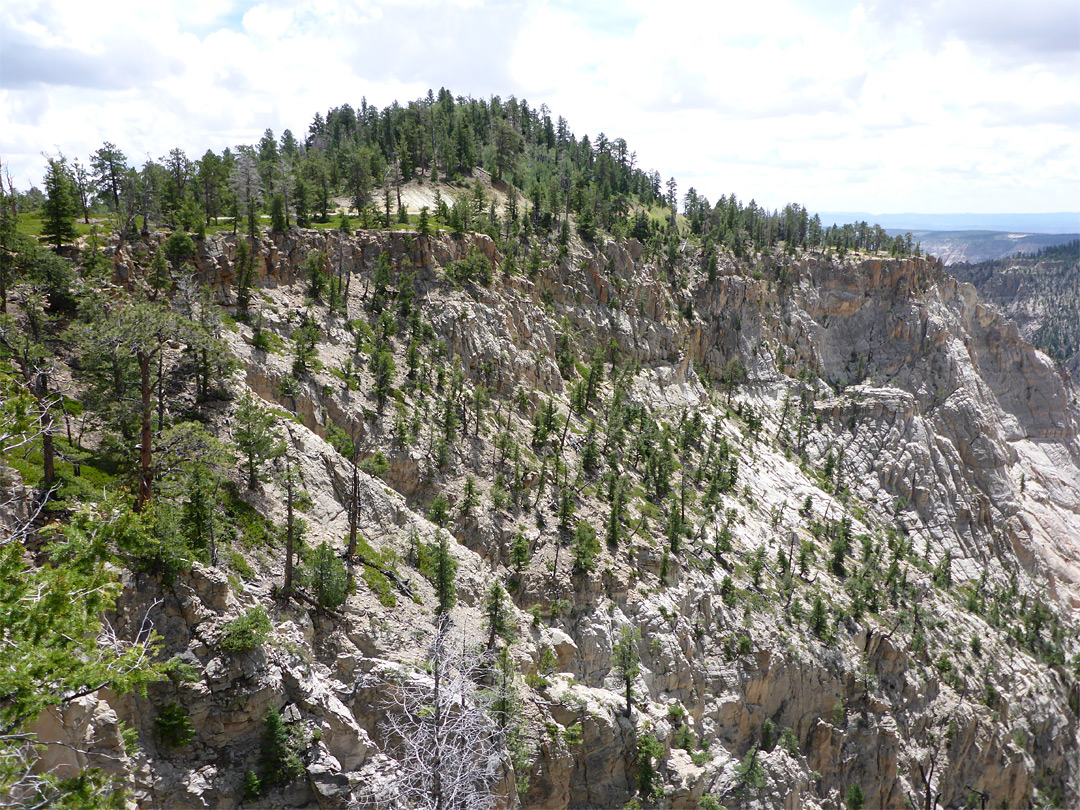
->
[895,230,1080,265]
[2,90,1078,809]
[8,207,1079,810]
[950,240,1080,372]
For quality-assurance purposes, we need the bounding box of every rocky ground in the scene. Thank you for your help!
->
[27,222,1080,808]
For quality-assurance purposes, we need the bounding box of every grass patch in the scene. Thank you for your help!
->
[357,535,398,608]
[3,435,122,508]
[223,487,278,550]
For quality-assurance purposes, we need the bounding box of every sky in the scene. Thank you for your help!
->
[1,0,1077,215]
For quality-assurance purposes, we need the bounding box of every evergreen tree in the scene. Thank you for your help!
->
[70,295,183,511]
[435,532,457,617]
[40,157,78,249]
[571,520,600,576]
[612,624,641,716]
[484,580,513,648]
[304,541,350,610]
[234,390,284,489]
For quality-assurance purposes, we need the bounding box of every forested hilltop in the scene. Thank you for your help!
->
[11,88,921,263]
[1,90,1077,810]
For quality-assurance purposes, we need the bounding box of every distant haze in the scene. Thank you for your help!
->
[816,212,1080,235]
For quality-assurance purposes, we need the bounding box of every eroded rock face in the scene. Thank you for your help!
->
[56,229,1080,808]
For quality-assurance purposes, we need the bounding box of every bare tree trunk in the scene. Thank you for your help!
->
[36,371,55,491]
[157,351,165,433]
[347,452,359,560]
[432,617,445,810]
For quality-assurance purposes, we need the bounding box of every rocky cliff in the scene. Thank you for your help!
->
[29,224,1080,809]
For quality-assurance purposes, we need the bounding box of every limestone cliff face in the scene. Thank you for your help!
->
[66,228,1080,808]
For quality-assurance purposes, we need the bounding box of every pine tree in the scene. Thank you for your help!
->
[484,580,513,648]
[40,157,78,249]
[234,390,284,489]
[612,624,641,716]
[571,520,600,576]
[304,541,349,610]
[435,532,457,617]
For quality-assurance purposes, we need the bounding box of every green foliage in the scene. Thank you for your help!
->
[933,549,952,589]
[484,580,514,646]
[163,230,196,269]
[371,342,396,409]
[0,506,165,803]
[242,770,261,803]
[291,314,322,376]
[156,703,195,747]
[235,390,284,489]
[302,541,350,610]
[779,726,800,757]
[434,532,457,615]
[360,451,390,478]
[734,748,766,794]
[845,783,865,810]
[427,493,450,528]
[446,245,493,286]
[270,194,288,232]
[563,722,583,747]
[636,731,665,803]
[720,575,736,606]
[510,527,531,573]
[235,239,256,312]
[612,624,641,716]
[148,249,171,296]
[571,519,600,576]
[219,606,273,653]
[40,157,78,248]
[460,475,479,520]
[760,718,775,752]
[412,530,458,615]
[809,594,828,637]
[356,536,398,608]
[261,707,307,788]
[165,656,201,685]
[829,522,852,577]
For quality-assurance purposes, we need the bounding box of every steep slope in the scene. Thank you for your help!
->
[16,222,1080,810]
[950,241,1080,372]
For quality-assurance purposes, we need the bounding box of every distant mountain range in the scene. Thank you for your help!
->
[816,212,1080,235]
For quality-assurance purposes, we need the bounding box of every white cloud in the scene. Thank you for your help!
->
[1,0,1076,214]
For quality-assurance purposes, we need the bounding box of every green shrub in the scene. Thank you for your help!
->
[636,731,665,802]
[427,494,450,528]
[356,536,397,607]
[845,783,865,809]
[156,703,195,747]
[760,718,775,752]
[779,726,800,756]
[220,606,273,653]
[734,748,766,793]
[571,520,600,575]
[119,721,140,755]
[563,722,583,747]
[242,769,261,802]
[165,656,201,685]
[302,541,350,610]
[446,246,493,286]
[261,707,307,787]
